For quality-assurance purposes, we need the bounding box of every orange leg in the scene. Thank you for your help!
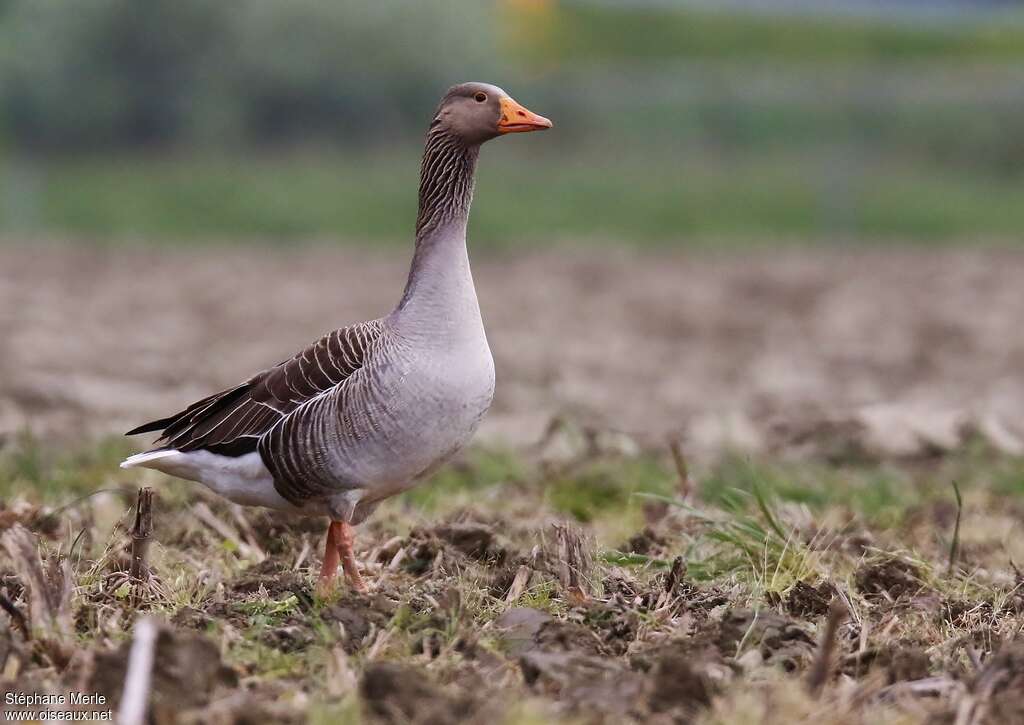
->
[316,520,367,595]
[336,520,367,593]
[316,521,343,595]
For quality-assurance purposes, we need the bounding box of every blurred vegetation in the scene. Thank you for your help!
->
[541,2,1024,62]
[1,1,1023,246]
[0,0,497,150]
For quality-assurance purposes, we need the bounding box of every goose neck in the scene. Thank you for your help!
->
[396,130,481,318]
[414,128,479,240]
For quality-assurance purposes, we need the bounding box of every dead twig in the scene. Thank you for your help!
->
[948,480,963,575]
[668,438,692,499]
[534,415,568,454]
[51,487,134,516]
[504,564,533,604]
[655,556,687,610]
[228,505,266,562]
[553,523,593,603]
[0,592,29,640]
[365,626,392,661]
[878,676,965,700]
[950,634,985,675]
[129,488,154,588]
[954,642,1024,725]
[387,547,407,571]
[663,555,686,594]
[807,598,847,697]
[118,616,159,725]
[1,525,73,664]
[326,645,357,698]
[293,537,312,571]
[193,502,262,561]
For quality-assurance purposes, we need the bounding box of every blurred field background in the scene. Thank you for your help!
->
[2,0,1024,246]
[5,3,1024,723]
[4,0,1024,453]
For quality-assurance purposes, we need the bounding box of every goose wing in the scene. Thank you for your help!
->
[126,320,385,457]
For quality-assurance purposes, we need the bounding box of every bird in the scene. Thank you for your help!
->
[121,82,552,593]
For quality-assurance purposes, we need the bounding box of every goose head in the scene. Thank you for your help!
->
[432,82,552,146]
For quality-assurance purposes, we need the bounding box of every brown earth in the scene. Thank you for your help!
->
[2,491,1021,724]
[2,243,1024,459]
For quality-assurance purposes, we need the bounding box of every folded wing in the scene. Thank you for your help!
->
[127,320,385,457]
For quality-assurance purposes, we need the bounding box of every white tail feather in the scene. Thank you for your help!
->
[118,448,290,510]
[120,449,180,470]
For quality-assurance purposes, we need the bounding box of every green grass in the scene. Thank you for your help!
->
[6,4,1024,249]
[540,4,1024,63]
[0,432,136,502]
[4,146,1024,246]
[4,434,1024,722]
[546,456,676,524]
[3,3,1024,249]
[698,455,917,527]
[398,448,526,510]
[5,434,1023,534]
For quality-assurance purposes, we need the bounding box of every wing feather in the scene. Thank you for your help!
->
[126,320,385,457]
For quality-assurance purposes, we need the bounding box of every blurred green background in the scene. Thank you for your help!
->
[1,0,1023,248]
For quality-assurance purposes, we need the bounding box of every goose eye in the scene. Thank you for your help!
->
[474,92,487,103]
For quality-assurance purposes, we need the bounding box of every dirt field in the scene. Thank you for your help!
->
[2,432,1024,723]
[2,243,1024,724]
[3,243,1024,458]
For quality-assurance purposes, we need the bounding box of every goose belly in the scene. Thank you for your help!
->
[333,346,495,495]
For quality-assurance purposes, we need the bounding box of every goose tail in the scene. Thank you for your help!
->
[120,449,179,470]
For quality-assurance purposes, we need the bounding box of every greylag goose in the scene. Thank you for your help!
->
[121,83,551,592]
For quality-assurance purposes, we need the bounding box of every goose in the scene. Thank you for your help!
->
[121,82,551,593]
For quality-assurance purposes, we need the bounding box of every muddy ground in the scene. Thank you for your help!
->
[3,243,1024,458]
[1,243,1024,723]
[1,438,1023,724]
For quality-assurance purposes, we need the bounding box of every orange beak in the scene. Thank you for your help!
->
[498,96,553,133]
